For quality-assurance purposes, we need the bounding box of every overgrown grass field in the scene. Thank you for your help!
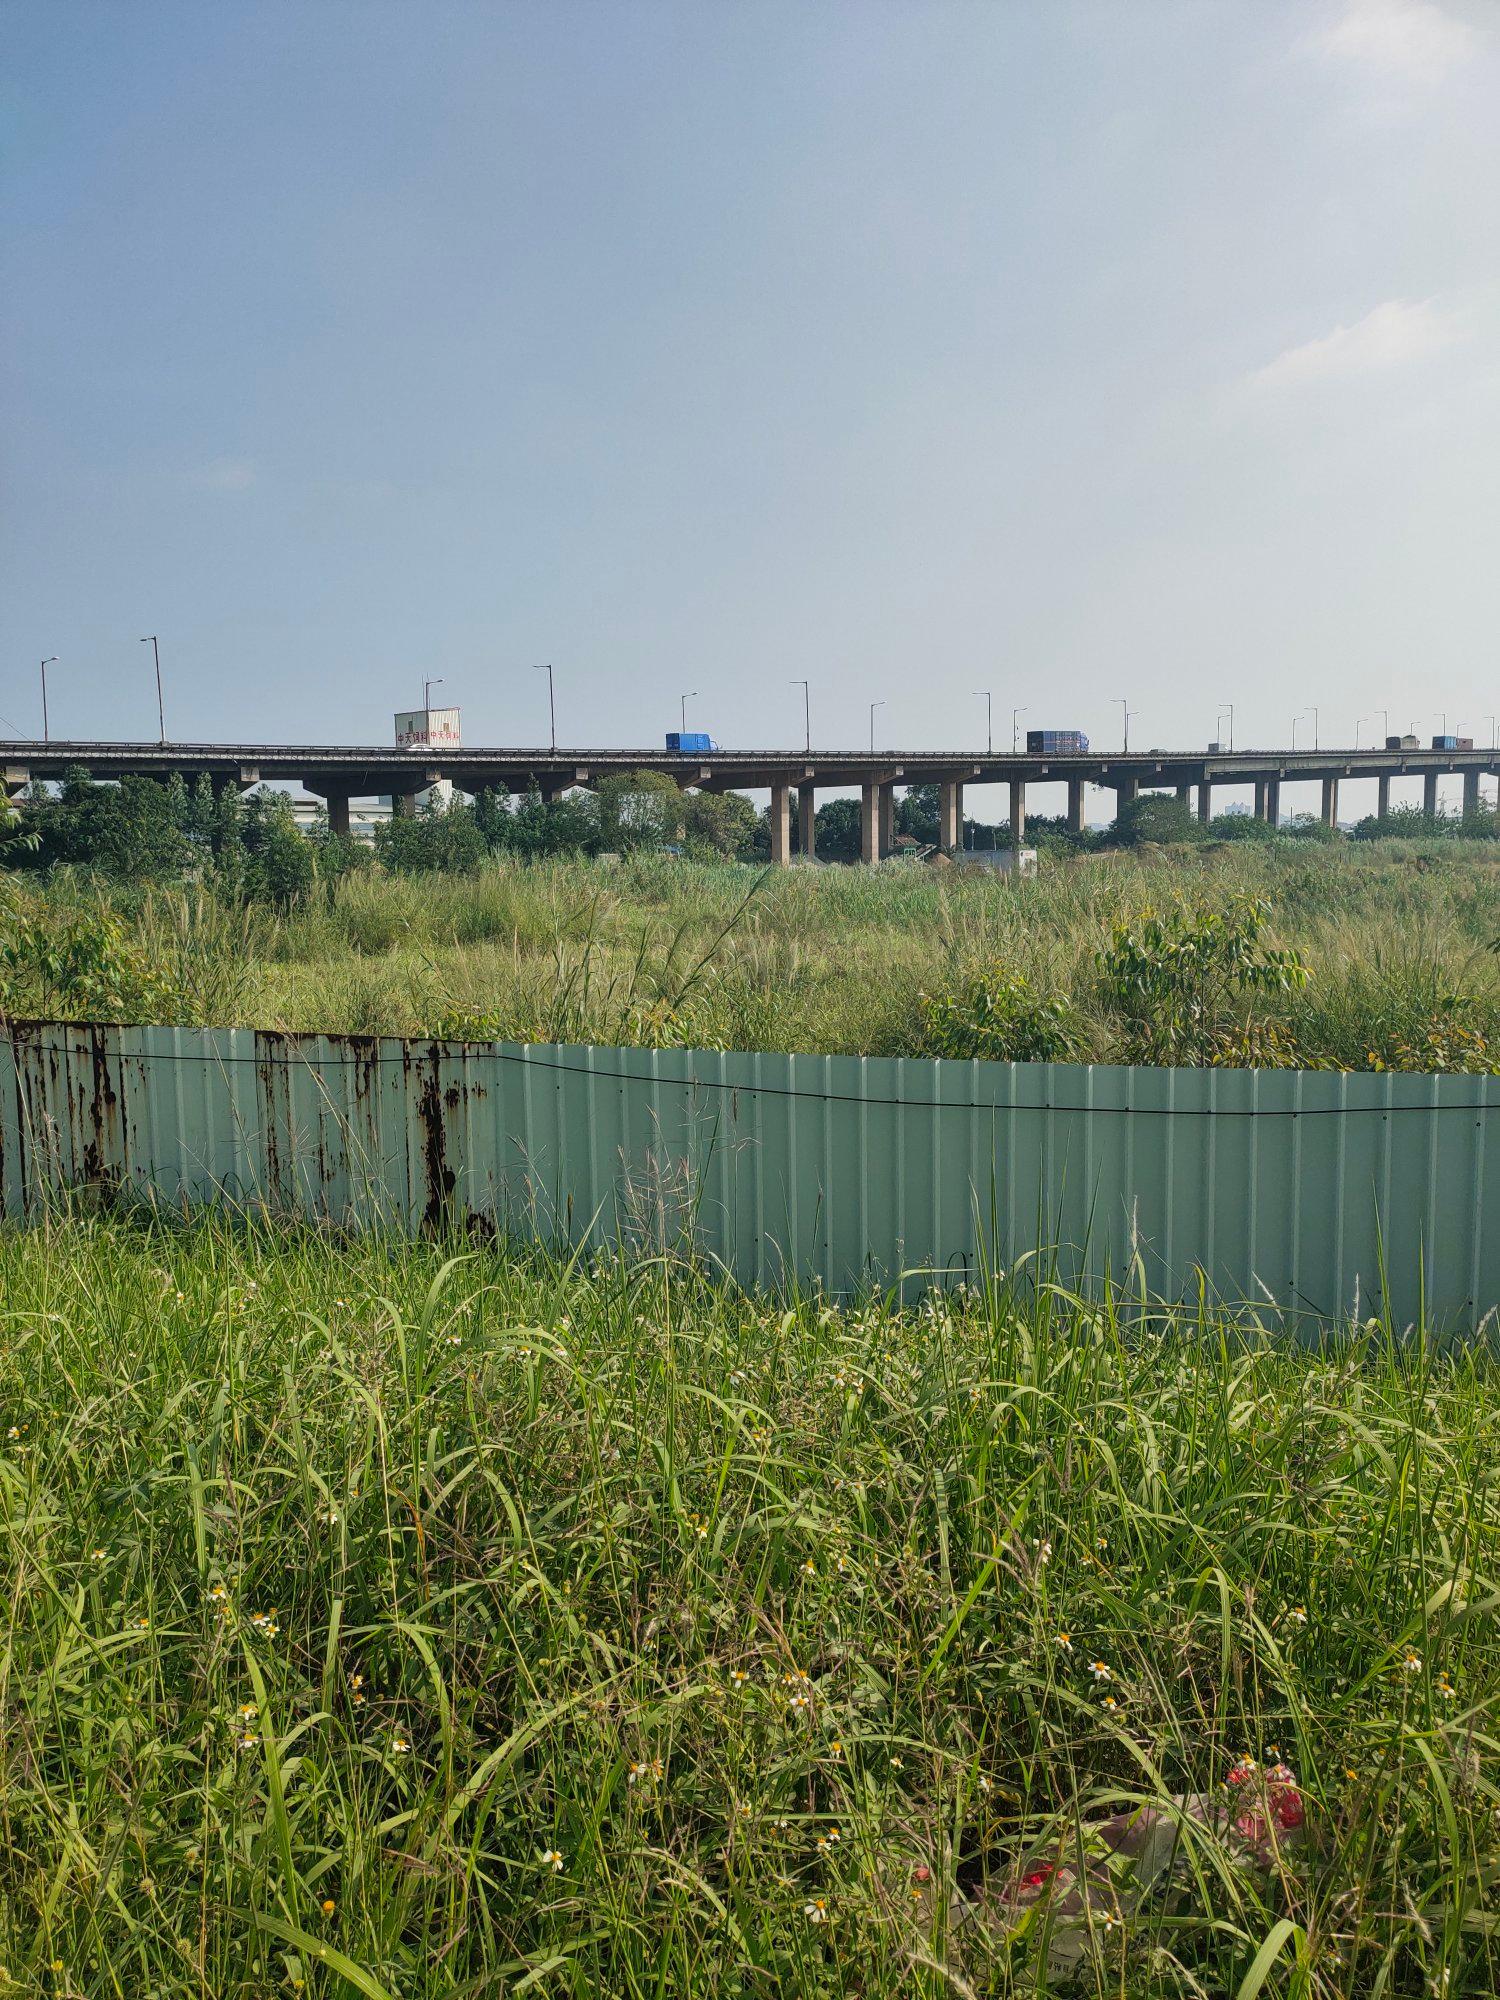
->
[2,1217,1497,1996]
[11,840,1500,1070]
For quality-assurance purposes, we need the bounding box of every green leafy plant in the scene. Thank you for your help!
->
[917,964,1082,1062]
[1096,896,1310,1064]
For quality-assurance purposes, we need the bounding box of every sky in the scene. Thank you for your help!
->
[3,0,1498,815]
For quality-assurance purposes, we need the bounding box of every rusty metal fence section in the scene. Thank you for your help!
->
[1,1020,1496,1326]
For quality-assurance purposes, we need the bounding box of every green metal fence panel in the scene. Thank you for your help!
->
[0,1021,1495,1327]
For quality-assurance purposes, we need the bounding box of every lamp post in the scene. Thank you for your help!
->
[534,665,556,751]
[1487,716,1497,750]
[140,637,165,743]
[790,679,810,753]
[680,691,697,735]
[1118,699,1134,753]
[1355,715,1368,749]
[869,700,885,754]
[1379,710,1389,745]
[1011,705,1027,754]
[424,677,444,713]
[1218,701,1234,752]
[41,657,57,742]
[972,690,992,755]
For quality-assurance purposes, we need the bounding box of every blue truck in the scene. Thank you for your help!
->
[666,731,719,753]
[1026,729,1089,754]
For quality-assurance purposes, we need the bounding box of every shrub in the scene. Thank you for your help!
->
[917,965,1082,1062]
[1095,896,1309,1065]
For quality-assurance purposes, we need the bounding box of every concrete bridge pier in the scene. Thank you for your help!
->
[769,782,792,864]
[1009,777,1026,847]
[1265,779,1280,827]
[1462,770,1481,820]
[879,783,895,857]
[798,785,816,860]
[1377,774,1391,820]
[392,791,421,818]
[1321,776,1340,828]
[860,783,880,863]
[326,794,351,837]
[1175,783,1192,805]
[1424,771,1440,818]
[1198,782,1212,824]
[1067,777,1084,833]
[938,780,963,854]
[1254,779,1269,820]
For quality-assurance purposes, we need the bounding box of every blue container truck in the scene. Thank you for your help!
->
[1026,729,1090,754]
[1432,734,1459,751]
[666,731,719,753]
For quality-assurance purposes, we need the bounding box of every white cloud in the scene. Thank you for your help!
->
[1300,0,1479,86]
[1248,297,1467,391]
[190,455,258,493]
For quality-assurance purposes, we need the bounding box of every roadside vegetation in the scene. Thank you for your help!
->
[3,810,1498,1070]
[1,1215,1497,1998]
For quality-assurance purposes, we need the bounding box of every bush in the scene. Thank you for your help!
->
[917,965,1083,1062]
[1095,896,1309,1065]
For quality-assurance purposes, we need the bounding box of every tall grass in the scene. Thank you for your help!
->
[14,841,1500,1066]
[1,1216,1497,1995]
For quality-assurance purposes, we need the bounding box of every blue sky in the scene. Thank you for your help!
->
[3,0,1498,806]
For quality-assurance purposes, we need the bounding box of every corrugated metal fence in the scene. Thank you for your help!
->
[1,1020,1495,1326]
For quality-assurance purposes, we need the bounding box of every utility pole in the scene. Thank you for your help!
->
[141,636,164,743]
[41,657,57,742]
[1012,705,1027,753]
[680,691,697,734]
[790,679,810,753]
[870,700,885,754]
[972,690,992,755]
[534,665,556,751]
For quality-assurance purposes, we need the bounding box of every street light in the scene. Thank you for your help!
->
[1218,701,1234,752]
[533,665,556,752]
[424,677,444,712]
[1292,711,1311,750]
[1011,705,1027,754]
[1118,699,1134,753]
[1487,715,1497,750]
[790,679,810,753]
[140,637,165,743]
[869,700,885,754]
[680,691,697,735]
[40,658,57,742]
[972,690,992,756]
[1354,715,1368,749]
[1310,706,1319,750]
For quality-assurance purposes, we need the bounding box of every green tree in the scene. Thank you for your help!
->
[1096,897,1309,1064]
[591,770,683,853]
[681,790,757,857]
[813,797,862,861]
[1112,793,1202,847]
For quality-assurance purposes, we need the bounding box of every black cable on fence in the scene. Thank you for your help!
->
[1,1030,1494,1120]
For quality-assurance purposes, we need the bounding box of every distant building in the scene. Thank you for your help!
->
[393,706,459,806]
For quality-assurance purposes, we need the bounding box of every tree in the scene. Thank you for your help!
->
[242,792,314,905]
[813,797,862,861]
[1112,793,1202,847]
[681,789,757,857]
[376,796,487,874]
[591,770,683,853]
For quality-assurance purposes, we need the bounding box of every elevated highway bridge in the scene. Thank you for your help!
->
[4,737,1497,862]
